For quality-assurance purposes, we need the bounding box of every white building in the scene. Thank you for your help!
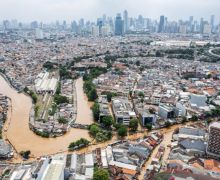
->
[112,97,136,125]
[41,154,66,180]
[91,26,99,37]
[35,28,44,39]
[203,24,212,34]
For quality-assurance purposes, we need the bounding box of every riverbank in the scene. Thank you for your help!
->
[0,75,93,159]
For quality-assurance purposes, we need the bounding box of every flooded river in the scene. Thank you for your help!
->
[75,78,94,124]
[0,76,93,157]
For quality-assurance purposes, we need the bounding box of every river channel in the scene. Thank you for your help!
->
[0,76,93,157]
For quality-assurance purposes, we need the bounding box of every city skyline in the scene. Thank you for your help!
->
[0,0,220,22]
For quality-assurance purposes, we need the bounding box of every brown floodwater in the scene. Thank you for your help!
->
[0,76,92,157]
[75,77,94,124]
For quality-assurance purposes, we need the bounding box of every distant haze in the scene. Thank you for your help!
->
[0,0,219,23]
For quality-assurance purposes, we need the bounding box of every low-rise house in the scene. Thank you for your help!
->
[158,104,176,119]
[0,140,13,159]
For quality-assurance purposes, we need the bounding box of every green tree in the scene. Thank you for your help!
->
[146,123,152,131]
[88,88,98,101]
[182,116,187,124]
[93,168,109,180]
[129,119,139,132]
[91,102,100,121]
[89,124,100,136]
[113,123,122,130]
[34,105,40,118]
[55,82,61,95]
[59,66,71,79]
[118,125,127,137]
[20,150,31,159]
[68,138,90,150]
[165,121,171,128]
[191,115,198,121]
[102,116,113,128]
[23,86,29,93]
[54,94,69,104]
[136,60,140,66]
[138,91,145,98]
[58,117,68,124]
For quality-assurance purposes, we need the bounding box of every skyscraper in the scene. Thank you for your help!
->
[123,10,128,33]
[115,13,124,36]
[200,18,204,34]
[189,16,194,32]
[158,15,165,33]
[71,21,78,34]
[210,15,215,32]
[97,18,103,36]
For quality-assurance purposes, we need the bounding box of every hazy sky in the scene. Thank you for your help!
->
[0,0,219,23]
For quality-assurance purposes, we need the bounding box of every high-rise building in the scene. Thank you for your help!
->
[71,21,78,34]
[11,19,18,29]
[115,13,124,36]
[179,24,187,34]
[79,18,84,29]
[210,15,215,32]
[158,15,165,33]
[189,16,194,32]
[91,25,99,37]
[97,18,103,36]
[200,18,204,34]
[31,21,38,29]
[3,20,10,30]
[123,10,128,32]
[207,122,220,158]
[35,28,44,39]
[101,25,111,36]
[203,24,212,34]
[62,20,67,30]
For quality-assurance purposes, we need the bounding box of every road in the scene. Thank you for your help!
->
[208,48,220,58]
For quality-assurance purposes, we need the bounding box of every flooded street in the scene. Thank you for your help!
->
[0,75,92,157]
[75,77,94,124]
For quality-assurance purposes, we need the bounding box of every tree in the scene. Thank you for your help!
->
[102,116,113,128]
[207,118,212,124]
[118,125,127,137]
[59,66,71,79]
[165,121,171,128]
[149,108,156,114]
[95,131,112,142]
[34,105,40,118]
[136,60,140,66]
[88,88,98,101]
[54,94,69,104]
[138,91,145,98]
[156,50,163,57]
[89,124,100,136]
[146,123,152,131]
[114,123,122,130]
[182,116,187,124]
[102,91,118,102]
[32,94,38,104]
[58,117,68,124]
[93,168,109,180]
[68,138,90,150]
[55,82,61,95]
[129,119,139,132]
[191,115,198,121]
[20,150,31,159]
[23,86,29,93]
[91,102,100,121]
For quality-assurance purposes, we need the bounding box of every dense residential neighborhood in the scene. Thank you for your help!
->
[0,8,220,180]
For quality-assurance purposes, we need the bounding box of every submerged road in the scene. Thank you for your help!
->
[0,76,93,158]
